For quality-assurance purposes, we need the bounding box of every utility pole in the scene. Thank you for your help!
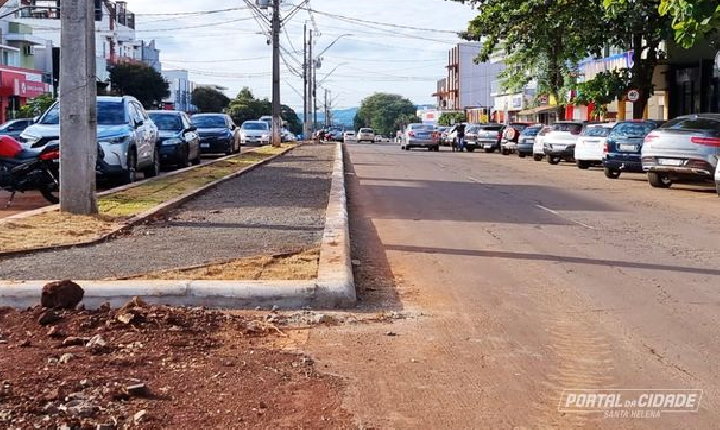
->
[271,0,282,147]
[60,0,97,214]
[303,22,308,140]
[324,89,329,127]
[313,59,318,131]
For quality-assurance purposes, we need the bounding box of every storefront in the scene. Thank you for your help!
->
[0,66,50,124]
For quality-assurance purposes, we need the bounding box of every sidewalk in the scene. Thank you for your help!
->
[0,144,335,281]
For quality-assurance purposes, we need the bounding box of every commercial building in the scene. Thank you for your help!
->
[162,70,196,113]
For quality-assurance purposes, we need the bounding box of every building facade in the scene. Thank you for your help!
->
[162,70,197,113]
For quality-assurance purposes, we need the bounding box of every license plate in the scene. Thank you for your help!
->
[553,145,566,150]
[659,159,683,166]
[201,143,210,148]
[619,143,637,151]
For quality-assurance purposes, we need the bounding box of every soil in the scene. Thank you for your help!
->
[0,301,351,429]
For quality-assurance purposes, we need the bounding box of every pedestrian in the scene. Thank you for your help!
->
[455,122,466,153]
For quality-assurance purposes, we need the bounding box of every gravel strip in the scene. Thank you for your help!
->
[0,143,334,280]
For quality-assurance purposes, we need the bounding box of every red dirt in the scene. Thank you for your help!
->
[0,302,351,429]
[0,192,48,219]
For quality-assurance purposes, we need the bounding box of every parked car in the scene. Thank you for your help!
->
[603,120,661,179]
[517,125,543,158]
[437,127,452,146]
[357,128,376,143]
[500,122,532,155]
[463,124,483,153]
[542,121,584,165]
[574,123,615,169]
[148,110,201,169]
[641,114,720,188]
[0,118,35,139]
[401,123,439,151]
[343,130,356,142]
[374,135,385,142]
[239,121,270,146]
[533,126,552,161]
[191,114,240,155]
[475,123,505,153]
[21,96,160,184]
[715,162,720,196]
[326,128,344,142]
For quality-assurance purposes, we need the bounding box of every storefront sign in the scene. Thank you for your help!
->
[627,89,641,102]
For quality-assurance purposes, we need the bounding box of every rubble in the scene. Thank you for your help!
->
[38,310,61,326]
[41,280,84,310]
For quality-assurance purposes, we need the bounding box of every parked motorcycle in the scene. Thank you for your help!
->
[0,135,60,204]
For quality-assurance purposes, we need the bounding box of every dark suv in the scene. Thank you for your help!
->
[603,120,661,179]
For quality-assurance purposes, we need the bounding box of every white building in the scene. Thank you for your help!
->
[162,70,196,113]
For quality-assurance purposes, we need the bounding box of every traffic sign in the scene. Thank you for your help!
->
[627,89,641,103]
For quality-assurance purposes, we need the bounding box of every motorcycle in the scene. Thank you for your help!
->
[0,135,60,205]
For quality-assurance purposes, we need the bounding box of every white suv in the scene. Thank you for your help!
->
[357,128,376,143]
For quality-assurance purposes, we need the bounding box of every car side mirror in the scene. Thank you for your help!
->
[33,116,39,123]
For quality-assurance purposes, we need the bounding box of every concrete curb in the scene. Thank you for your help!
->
[0,145,297,258]
[0,142,356,310]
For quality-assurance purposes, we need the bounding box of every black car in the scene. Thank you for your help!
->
[148,111,201,169]
[191,114,240,155]
[603,120,661,179]
[0,118,35,139]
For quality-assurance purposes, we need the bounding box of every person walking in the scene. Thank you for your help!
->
[456,122,466,153]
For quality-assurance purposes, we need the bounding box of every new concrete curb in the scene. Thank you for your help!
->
[0,145,297,258]
[0,142,356,310]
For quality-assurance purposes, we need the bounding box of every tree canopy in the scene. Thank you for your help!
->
[226,87,302,134]
[191,87,230,113]
[354,93,418,136]
[659,0,719,47]
[109,64,169,108]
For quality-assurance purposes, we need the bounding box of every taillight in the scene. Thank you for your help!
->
[39,150,60,161]
[408,131,415,137]
[603,143,609,154]
[691,136,720,147]
[644,133,659,143]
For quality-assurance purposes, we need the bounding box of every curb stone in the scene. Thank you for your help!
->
[0,145,298,258]
[0,142,356,310]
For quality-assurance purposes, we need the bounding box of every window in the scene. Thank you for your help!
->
[662,117,720,133]
[148,113,183,131]
[581,127,612,137]
[610,122,657,137]
[99,102,127,125]
[242,122,269,131]
[521,127,541,137]
[192,115,227,128]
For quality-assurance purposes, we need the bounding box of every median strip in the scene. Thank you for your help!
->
[0,144,295,256]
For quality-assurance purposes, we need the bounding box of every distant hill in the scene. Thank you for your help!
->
[299,104,436,129]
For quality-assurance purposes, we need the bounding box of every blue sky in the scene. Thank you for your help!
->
[126,0,474,109]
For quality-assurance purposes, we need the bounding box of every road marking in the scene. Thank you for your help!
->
[466,176,484,184]
[535,204,595,230]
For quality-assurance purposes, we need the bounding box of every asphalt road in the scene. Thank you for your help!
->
[305,142,720,428]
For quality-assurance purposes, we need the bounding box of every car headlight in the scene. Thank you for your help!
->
[161,137,182,146]
[100,135,131,145]
[262,134,269,140]
[240,134,248,140]
[21,133,40,145]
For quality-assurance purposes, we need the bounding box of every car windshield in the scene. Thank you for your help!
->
[40,102,126,125]
[551,123,583,133]
[521,127,541,136]
[611,122,657,137]
[149,114,182,131]
[582,127,612,137]
[509,124,530,131]
[360,128,374,133]
[410,124,433,131]
[662,117,720,134]
[480,125,504,131]
[192,116,226,128]
[242,122,268,131]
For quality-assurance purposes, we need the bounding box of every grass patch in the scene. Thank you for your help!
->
[0,145,294,254]
[112,248,319,281]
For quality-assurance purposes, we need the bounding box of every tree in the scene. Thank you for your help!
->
[573,70,629,119]
[438,112,466,126]
[226,87,301,134]
[18,94,56,118]
[354,93,418,136]
[456,0,608,120]
[192,87,230,113]
[603,0,672,118]
[109,64,169,108]
[659,0,720,47]
[280,105,302,135]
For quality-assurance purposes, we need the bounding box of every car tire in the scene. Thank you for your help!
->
[576,160,591,169]
[716,184,720,197]
[121,150,137,185]
[501,148,509,155]
[547,156,560,165]
[179,148,189,169]
[533,154,543,161]
[467,147,475,153]
[142,147,161,179]
[483,148,493,154]
[648,172,672,188]
[604,167,621,179]
[519,153,526,158]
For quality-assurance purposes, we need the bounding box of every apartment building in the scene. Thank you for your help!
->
[162,70,197,113]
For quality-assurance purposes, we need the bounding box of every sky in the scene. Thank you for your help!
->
[125,0,475,110]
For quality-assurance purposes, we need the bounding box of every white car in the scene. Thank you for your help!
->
[239,121,270,146]
[357,128,376,143]
[715,158,720,196]
[574,123,615,169]
[343,130,356,142]
[533,126,551,161]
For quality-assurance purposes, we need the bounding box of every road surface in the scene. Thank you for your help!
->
[305,142,720,428]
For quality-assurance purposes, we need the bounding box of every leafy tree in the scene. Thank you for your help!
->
[456,0,608,120]
[659,0,720,47]
[226,87,301,134]
[573,70,629,119]
[354,93,418,136]
[18,94,56,118]
[280,105,302,135]
[191,87,230,113]
[109,64,169,108]
[603,0,672,119]
[438,112,466,126]
[393,114,421,133]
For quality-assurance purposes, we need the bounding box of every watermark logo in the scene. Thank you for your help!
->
[559,389,703,419]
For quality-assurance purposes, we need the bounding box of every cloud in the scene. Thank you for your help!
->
[125,0,473,109]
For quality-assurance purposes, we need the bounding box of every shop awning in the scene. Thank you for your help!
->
[519,105,558,116]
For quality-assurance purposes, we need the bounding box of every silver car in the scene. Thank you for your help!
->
[401,123,439,151]
[20,96,160,184]
[641,114,720,188]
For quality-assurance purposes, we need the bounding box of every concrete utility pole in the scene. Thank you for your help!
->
[303,22,308,139]
[313,59,318,131]
[324,89,329,127]
[60,0,98,214]
[271,0,282,147]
